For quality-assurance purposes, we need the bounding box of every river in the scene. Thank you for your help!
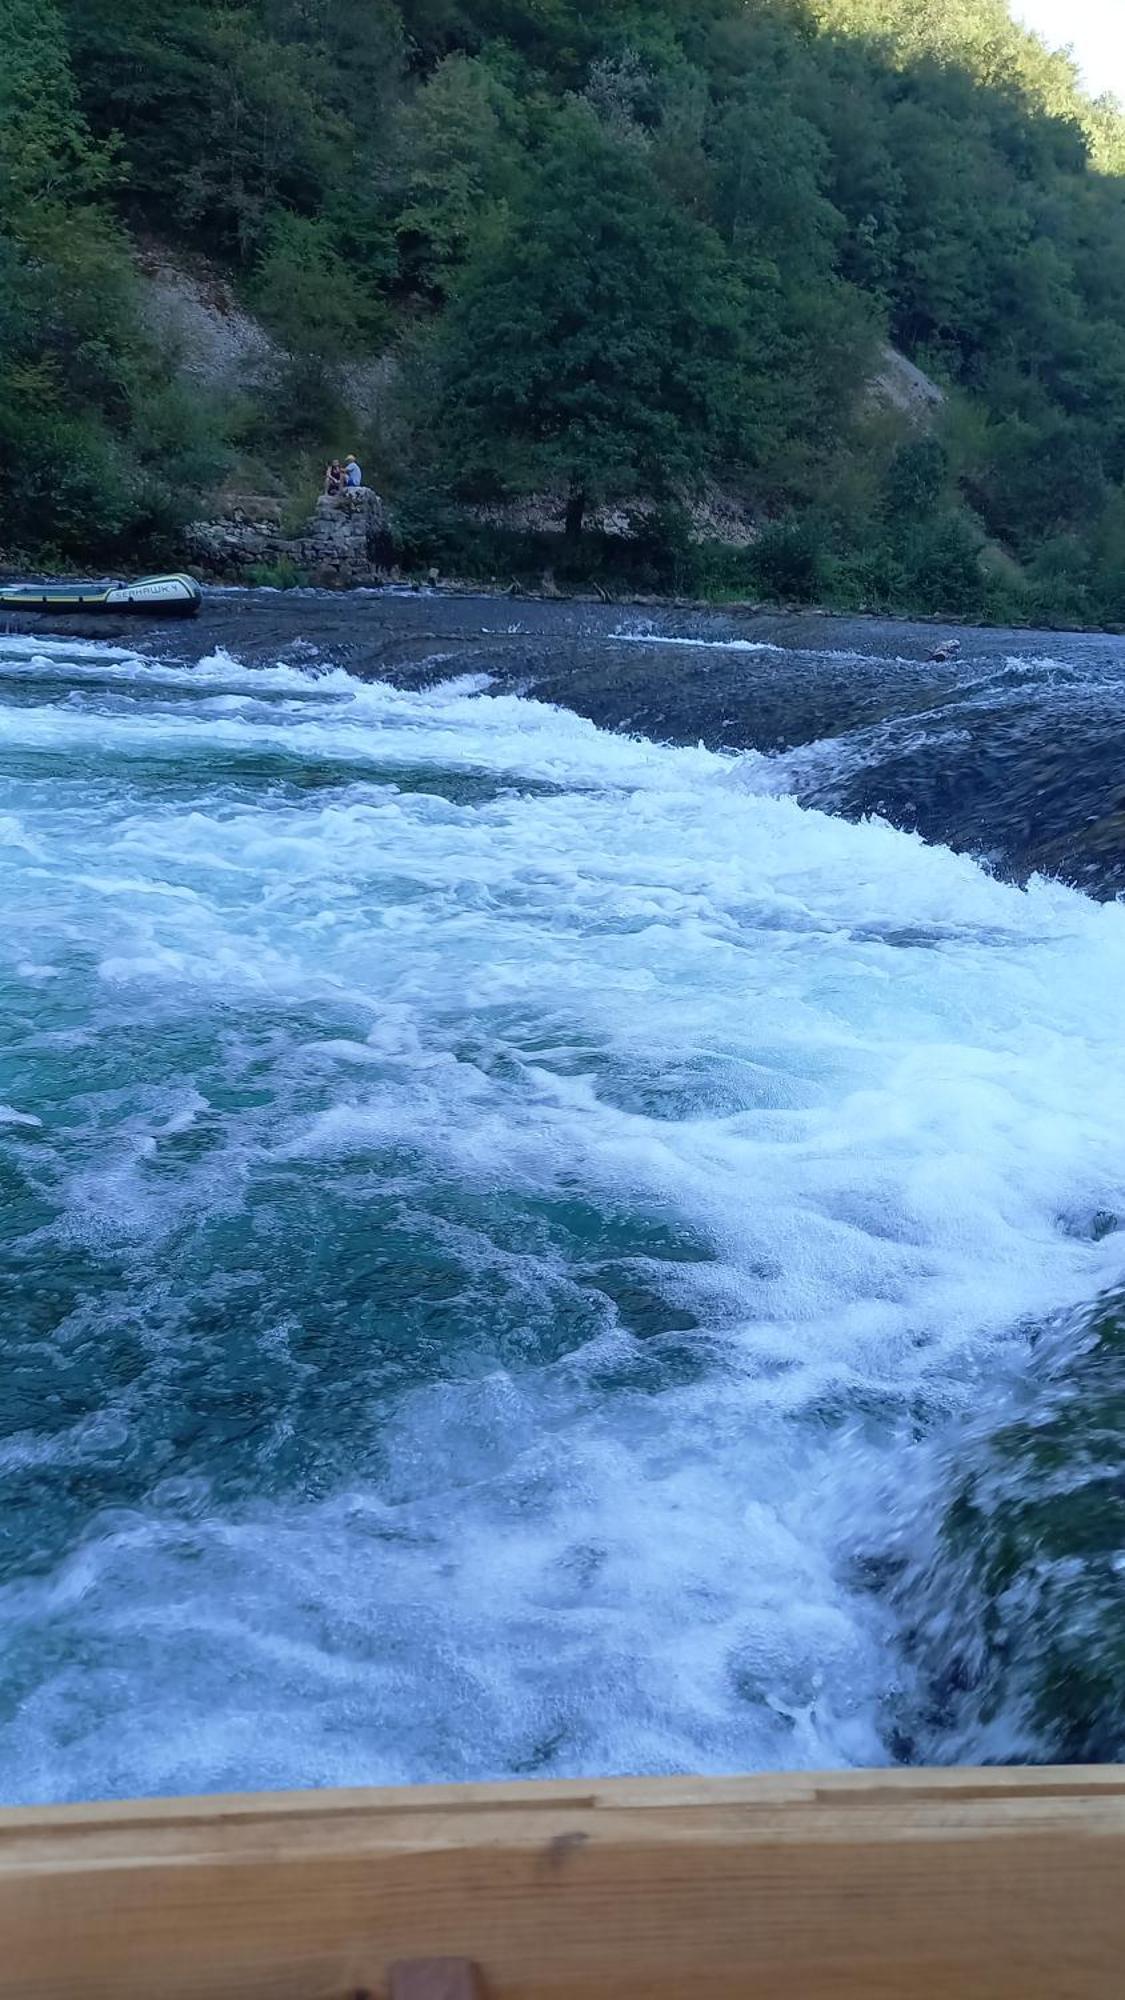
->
[1,591,1122,1803]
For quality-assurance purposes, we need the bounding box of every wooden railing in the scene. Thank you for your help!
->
[0,1767,1121,1997]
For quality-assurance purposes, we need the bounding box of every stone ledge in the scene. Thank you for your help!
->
[187,487,390,585]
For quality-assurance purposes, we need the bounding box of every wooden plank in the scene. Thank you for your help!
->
[0,1769,1121,2000]
[388,1961,483,2000]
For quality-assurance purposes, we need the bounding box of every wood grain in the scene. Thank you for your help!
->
[388,1960,483,2000]
[0,1768,1121,1999]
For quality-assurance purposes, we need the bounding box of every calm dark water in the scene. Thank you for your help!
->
[0,590,1122,1801]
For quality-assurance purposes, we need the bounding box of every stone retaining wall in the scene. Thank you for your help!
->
[187,489,390,587]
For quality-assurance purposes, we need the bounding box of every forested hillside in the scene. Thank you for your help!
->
[4,0,1125,621]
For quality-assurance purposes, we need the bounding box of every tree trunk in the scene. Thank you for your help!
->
[565,485,587,541]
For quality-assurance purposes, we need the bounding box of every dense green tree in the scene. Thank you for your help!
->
[431,109,750,535]
[392,53,526,299]
[4,0,1125,619]
[56,0,399,261]
[0,0,224,559]
[884,435,949,519]
[252,213,384,354]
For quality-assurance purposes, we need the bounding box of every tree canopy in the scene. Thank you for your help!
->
[434,109,753,533]
[2,0,1125,621]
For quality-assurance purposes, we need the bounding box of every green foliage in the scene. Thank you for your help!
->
[0,0,110,207]
[56,0,403,263]
[392,53,526,299]
[3,0,1125,622]
[244,557,307,589]
[252,214,385,356]
[387,488,751,598]
[0,0,227,560]
[428,107,751,530]
[750,518,829,603]
[883,435,949,519]
[898,508,986,616]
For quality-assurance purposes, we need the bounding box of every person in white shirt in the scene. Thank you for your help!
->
[344,455,363,488]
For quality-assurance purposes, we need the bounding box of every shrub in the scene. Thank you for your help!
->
[749,518,828,602]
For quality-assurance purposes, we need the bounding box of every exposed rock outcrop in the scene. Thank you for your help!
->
[187,489,390,587]
[465,485,759,548]
[866,343,946,423]
[135,246,398,427]
[135,248,278,396]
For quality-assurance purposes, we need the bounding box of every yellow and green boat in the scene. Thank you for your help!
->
[0,573,201,619]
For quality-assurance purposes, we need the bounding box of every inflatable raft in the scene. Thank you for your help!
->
[0,574,202,618]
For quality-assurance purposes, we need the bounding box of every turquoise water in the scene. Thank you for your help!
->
[2,632,1124,1801]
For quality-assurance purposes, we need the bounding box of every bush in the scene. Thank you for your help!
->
[898,510,986,617]
[252,214,388,356]
[245,558,307,589]
[827,538,909,613]
[749,517,828,602]
[1024,534,1094,628]
[248,354,353,455]
[883,435,949,519]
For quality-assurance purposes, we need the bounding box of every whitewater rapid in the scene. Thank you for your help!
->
[1,634,1123,1802]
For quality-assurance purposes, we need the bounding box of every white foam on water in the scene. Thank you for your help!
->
[612,628,784,654]
[609,628,934,668]
[751,718,975,799]
[2,639,1125,1803]
[0,661,730,791]
[0,633,144,663]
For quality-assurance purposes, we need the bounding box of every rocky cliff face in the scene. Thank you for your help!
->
[136,248,397,423]
[865,343,946,422]
[136,247,277,396]
[187,489,391,587]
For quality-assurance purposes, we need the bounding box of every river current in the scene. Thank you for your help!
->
[1,593,1123,1802]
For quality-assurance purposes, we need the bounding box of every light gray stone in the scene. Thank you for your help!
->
[186,487,389,585]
